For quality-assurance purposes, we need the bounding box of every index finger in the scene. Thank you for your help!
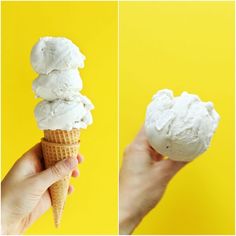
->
[21,143,43,161]
[133,125,149,144]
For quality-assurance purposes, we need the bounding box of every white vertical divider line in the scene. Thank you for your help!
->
[117,0,120,234]
[0,0,2,207]
[234,0,236,233]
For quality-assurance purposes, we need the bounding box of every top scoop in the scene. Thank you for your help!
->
[145,89,220,161]
[31,37,85,74]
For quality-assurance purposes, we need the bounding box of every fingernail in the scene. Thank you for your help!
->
[64,157,78,169]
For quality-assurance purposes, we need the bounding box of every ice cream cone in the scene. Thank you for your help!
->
[44,129,80,144]
[41,129,80,227]
[32,37,94,228]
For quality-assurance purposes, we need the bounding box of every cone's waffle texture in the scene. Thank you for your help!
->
[41,137,79,227]
[44,129,80,144]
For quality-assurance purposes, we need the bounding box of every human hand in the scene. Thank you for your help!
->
[119,127,187,234]
[1,143,83,235]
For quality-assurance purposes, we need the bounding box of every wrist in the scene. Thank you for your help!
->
[119,197,143,235]
[119,209,143,235]
[119,178,145,234]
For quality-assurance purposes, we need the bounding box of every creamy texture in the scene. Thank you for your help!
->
[31,37,85,74]
[32,36,94,131]
[34,95,94,130]
[145,89,220,161]
[32,69,83,101]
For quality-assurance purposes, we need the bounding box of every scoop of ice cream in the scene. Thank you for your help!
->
[145,89,220,162]
[32,69,83,101]
[31,37,85,74]
[34,94,94,130]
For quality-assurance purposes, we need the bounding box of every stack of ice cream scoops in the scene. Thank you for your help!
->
[31,36,94,227]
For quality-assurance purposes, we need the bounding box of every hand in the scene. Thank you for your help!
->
[1,143,83,235]
[119,127,187,234]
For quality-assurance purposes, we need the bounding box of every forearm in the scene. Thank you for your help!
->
[119,188,144,235]
[119,208,143,235]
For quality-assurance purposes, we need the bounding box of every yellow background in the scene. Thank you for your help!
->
[120,1,235,234]
[1,2,118,234]
[1,1,235,235]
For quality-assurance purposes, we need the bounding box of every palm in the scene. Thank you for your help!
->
[2,143,80,234]
[121,127,187,218]
[19,148,52,230]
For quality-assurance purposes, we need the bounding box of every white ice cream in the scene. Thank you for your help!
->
[145,89,220,161]
[31,37,85,74]
[32,69,83,101]
[34,95,94,130]
[32,36,94,131]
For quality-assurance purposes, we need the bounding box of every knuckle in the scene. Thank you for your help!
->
[25,176,45,193]
[50,163,64,178]
[27,175,40,186]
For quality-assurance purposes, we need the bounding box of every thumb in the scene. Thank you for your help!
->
[34,156,78,191]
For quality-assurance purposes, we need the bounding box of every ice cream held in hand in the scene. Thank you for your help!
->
[145,89,220,162]
[31,36,94,227]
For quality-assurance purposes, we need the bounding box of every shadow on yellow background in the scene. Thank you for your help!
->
[120,1,234,234]
[2,1,118,234]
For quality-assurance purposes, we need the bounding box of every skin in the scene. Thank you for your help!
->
[2,128,188,235]
[1,143,83,235]
[119,127,187,234]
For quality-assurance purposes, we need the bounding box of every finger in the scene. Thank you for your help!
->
[134,126,149,145]
[34,156,78,191]
[71,168,80,177]
[77,154,84,163]
[25,190,51,228]
[21,143,43,162]
[8,143,44,179]
[134,125,164,163]
[68,185,74,195]
[149,146,164,162]
[35,190,52,214]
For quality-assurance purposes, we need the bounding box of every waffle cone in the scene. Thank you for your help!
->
[44,129,80,144]
[41,130,79,227]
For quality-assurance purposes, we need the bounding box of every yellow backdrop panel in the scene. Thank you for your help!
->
[120,1,234,234]
[2,1,118,234]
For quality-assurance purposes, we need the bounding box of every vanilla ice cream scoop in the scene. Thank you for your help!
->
[33,69,83,101]
[31,37,85,74]
[145,89,220,161]
[34,94,94,131]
